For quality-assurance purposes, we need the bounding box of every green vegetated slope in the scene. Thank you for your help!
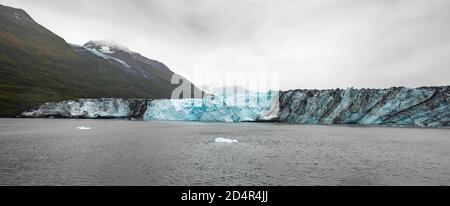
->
[0,4,200,117]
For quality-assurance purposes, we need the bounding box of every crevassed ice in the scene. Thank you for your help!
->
[277,87,449,127]
[143,91,279,122]
[65,99,131,118]
[21,98,134,118]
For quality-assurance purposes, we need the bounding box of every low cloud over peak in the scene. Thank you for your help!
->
[2,0,449,89]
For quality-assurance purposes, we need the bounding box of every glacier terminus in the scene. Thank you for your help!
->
[18,87,449,128]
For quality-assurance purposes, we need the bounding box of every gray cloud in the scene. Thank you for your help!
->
[1,0,449,89]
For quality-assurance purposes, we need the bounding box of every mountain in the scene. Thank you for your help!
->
[74,40,202,98]
[0,4,201,117]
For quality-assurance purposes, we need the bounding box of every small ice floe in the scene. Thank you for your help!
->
[76,126,92,130]
[214,137,239,143]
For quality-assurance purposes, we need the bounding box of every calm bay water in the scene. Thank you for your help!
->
[0,118,449,185]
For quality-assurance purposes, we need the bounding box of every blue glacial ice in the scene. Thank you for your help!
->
[143,91,278,122]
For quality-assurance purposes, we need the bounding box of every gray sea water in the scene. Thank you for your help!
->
[0,118,449,185]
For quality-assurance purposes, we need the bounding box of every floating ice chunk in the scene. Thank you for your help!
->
[76,126,91,130]
[215,137,239,143]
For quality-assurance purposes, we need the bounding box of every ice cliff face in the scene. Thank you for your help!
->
[18,92,276,122]
[19,98,148,119]
[144,92,277,122]
[18,87,449,127]
[278,86,449,127]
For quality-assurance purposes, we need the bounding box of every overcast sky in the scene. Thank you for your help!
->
[1,0,449,90]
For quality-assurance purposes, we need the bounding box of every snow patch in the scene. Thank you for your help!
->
[215,137,239,143]
[100,46,114,54]
[86,40,132,54]
[84,47,131,68]
[13,13,22,20]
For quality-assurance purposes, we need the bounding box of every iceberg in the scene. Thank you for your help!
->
[76,126,91,130]
[215,137,239,143]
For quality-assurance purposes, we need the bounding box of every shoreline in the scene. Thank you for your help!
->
[1,118,448,130]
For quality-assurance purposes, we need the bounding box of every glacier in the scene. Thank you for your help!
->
[17,87,449,128]
[143,91,277,122]
[278,86,449,127]
[19,98,148,119]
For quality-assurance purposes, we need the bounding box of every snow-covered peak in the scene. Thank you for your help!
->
[84,40,133,54]
[82,46,131,68]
